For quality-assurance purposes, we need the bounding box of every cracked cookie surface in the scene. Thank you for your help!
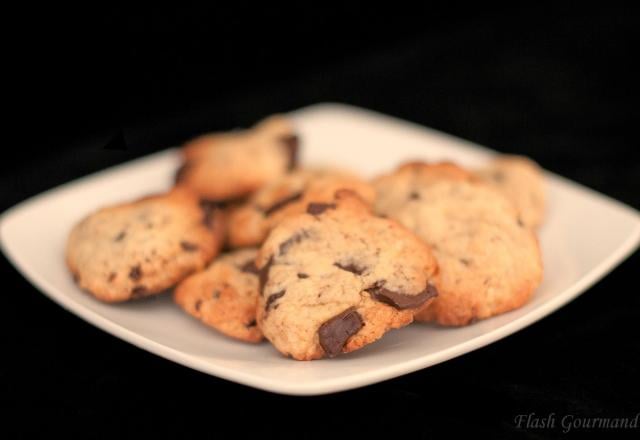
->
[174,248,262,343]
[176,116,299,201]
[374,162,543,326]
[256,191,438,360]
[66,188,225,302]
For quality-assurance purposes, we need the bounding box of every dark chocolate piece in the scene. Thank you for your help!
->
[199,200,219,229]
[129,265,142,281]
[245,319,257,328]
[180,241,199,252]
[265,290,285,312]
[366,281,438,310]
[318,308,364,358]
[334,262,366,275]
[306,203,336,215]
[240,259,260,275]
[279,231,309,255]
[114,231,126,242]
[264,192,303,216]
[297,273,309,279]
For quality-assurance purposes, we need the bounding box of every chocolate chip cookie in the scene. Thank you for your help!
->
[374,162,543,326]
[174,248,262,343]
[66,188,225,302]
[175,115,299,201]
[227,169,376,248]
[476,155,545,229]
[256,190,439,360]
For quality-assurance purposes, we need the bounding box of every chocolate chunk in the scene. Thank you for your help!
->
[131,285,147,298]
[108,272,116,282]
[194,299,202,312]
[264,192,303,216]
[129,265,142,281]
[517,217,525,228]
[175,162,192,184]
[459,258,471,266]
[279,231,309,255]
[212,290,221,299]
[72,273,80,283]
[199,200,219,229]
[114,231,126,242]
[245,319,257,328]
[409,191,421,200]
[334,262,366,275]
[365,281,438,310]
[307,203,336,215]
[180,241,199,252]
[240,259,260,275]
[318,308,364,358]
[265,290,285,312]
[297,273,309,279]
[259,256,274,293]
[279,134,299,170]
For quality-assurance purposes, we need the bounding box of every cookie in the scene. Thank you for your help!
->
[255,190,439,360]
[374,162,543,326]
[175,115,299,201]
[66,188,225,302]
[174,248,262,343]
[476,155,545,228]
[227,169,376,248]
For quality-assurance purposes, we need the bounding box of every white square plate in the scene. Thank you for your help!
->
[2,104,639,395]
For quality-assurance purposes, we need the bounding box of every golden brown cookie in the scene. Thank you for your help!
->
[174,248,262,343]
[175,116,298,201]
[66,188,225,302]
[256,191,439,360]
[476,155,546,229]
[227,169,375,248]
[374,162,543,326]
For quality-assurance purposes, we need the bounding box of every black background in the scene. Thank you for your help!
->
[3,6,639,439]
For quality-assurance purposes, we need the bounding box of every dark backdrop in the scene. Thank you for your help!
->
[3,6,639,439]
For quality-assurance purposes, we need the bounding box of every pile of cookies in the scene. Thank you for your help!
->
[66,115,544,361]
